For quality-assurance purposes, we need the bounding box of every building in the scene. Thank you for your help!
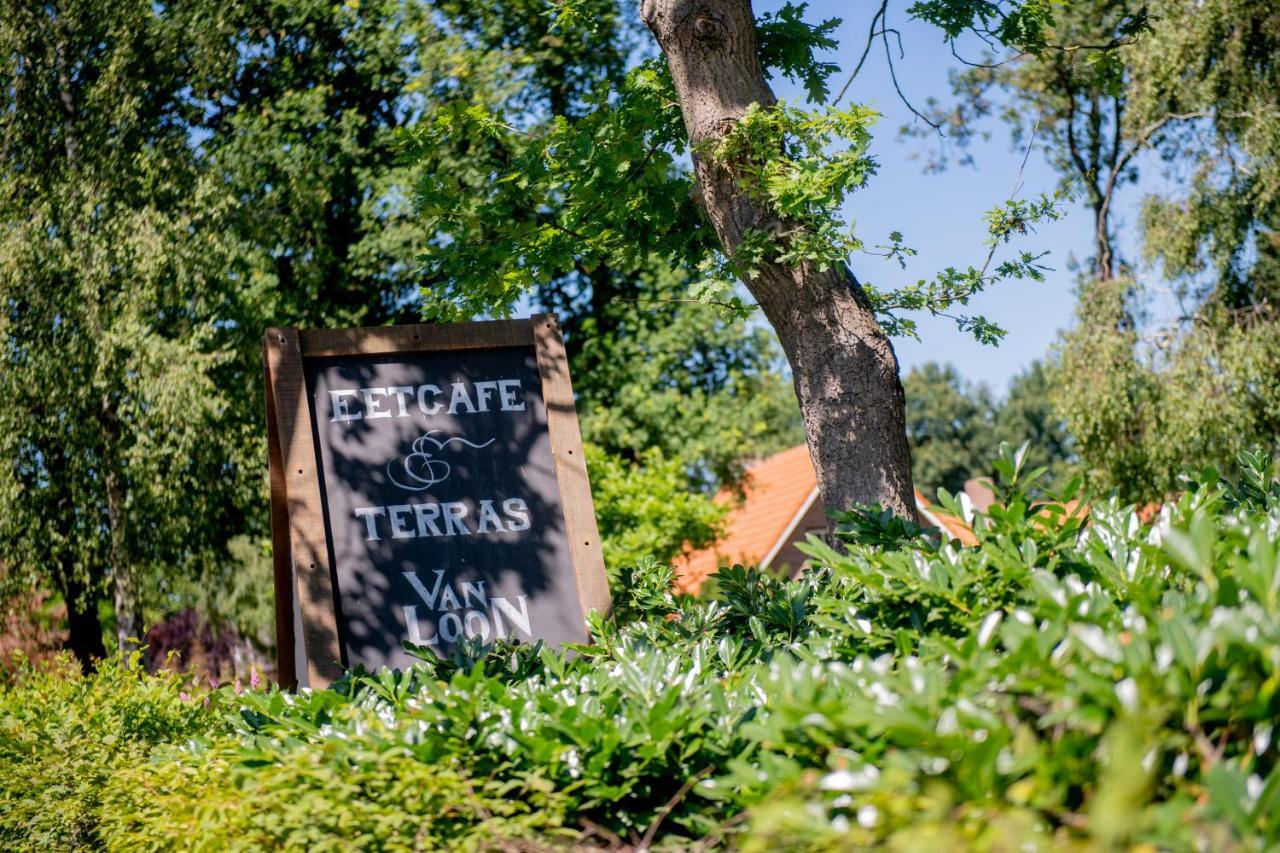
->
[674,444,981,595]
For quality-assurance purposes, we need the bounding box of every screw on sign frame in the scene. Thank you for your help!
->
[262,315,610,689]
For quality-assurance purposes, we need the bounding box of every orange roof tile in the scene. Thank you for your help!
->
[674,445,817,594]
[674,445,977,594]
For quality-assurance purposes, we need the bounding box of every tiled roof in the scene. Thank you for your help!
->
[674,445,817,594]
[673,444,974,594]
[672,445,1170,596]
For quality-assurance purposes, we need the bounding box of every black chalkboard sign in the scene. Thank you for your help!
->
[262,316,609,688]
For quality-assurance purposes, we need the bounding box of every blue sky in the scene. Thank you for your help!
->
[755,0,1135,392]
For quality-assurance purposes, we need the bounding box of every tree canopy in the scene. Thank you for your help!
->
[0,0,807,661]
[5,0,1276,662]
[918,0,1280,499]
[904,361,1072,495]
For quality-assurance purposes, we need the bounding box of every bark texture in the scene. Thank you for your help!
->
[641,0,917,522]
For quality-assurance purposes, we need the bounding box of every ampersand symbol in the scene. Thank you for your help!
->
[386,431,495,492]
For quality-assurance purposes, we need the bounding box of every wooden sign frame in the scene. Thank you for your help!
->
[262,314,610,689]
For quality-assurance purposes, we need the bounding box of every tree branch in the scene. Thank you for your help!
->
[1061,82,1098,202]
[615,296,747,312]
[639,766,713,849]
[881,20,941,132]
[832,0,940,133]
[832,0,888,106]
[1096,110,1233,267]
[950,42,1021,69]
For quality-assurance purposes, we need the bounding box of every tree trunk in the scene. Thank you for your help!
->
[60,571,106,672]
[102,399,141,651]
[641,0,917,523]
[106,464,141,651]
[1092,200,1114,283]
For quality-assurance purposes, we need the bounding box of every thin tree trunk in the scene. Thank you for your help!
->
[106,464,141,651]
[52,6,79,167]
[642,0,917,523]
[1093,202,1114,283]
[60,571,106,672]
[102,400,141,651]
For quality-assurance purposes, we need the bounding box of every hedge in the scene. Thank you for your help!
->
[3,445,1278,850]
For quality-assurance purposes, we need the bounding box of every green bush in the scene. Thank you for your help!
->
[586,442,728,571]
[5,446,1280,850]
[98,736,571,851]
[0,653,225,849]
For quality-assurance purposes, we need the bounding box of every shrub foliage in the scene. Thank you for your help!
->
[3,446,1279,849]
[0,654,226,848]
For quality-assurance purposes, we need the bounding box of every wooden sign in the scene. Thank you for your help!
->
[262,315,610,688]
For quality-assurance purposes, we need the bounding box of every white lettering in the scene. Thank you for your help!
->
[491,595,532,637]
[331,380,525,422]
[416,384,442,415]
[498,379,525,411]
[461,581,488,608]
[414,503,443,537]
[387,385,415,417]
[329,389,361,422]
[448,382,477,414]
[403,570,447,609]
[358,498,531,541]
[503,498,531,531]
[388,504,414,539]
[473,380,499,412]
[403,605,440,646]
[464,609,491,640]
[402,578,532,652]
[403,605,424,645]
[438,585,461,611]
[361,387,392,419]
[354,506,386,540]
[438,612,463,643]
[443,502,470,536]
[476,500,505,534]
